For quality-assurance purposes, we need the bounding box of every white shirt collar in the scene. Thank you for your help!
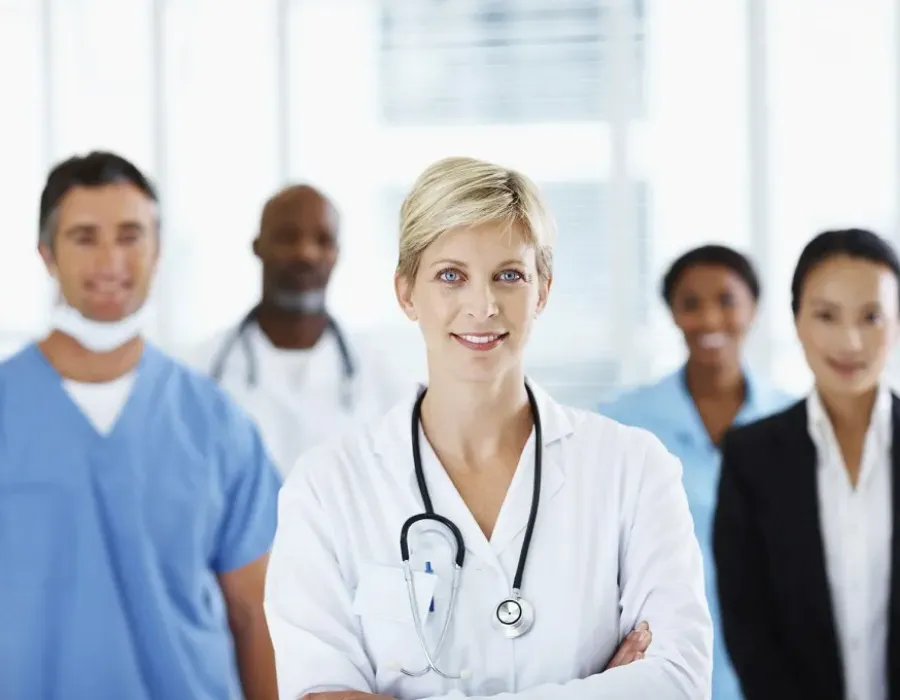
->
[806,383,893,470]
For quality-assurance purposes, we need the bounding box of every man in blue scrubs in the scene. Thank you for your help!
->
[0,152,281,699]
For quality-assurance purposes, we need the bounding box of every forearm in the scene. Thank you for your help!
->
[423,658,705,700]
[231,610,279,700]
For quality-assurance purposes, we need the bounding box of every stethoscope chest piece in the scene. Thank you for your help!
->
[492,595,535,639]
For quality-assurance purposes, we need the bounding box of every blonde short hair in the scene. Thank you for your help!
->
[397,156,556,281]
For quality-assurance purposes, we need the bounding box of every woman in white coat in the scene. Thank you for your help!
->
[264,156,713,700]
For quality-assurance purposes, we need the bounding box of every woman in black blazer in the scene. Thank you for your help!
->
[713,228,900,700]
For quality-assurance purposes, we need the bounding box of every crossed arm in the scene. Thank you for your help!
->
[266,433,711,700]
[300,627,654,700]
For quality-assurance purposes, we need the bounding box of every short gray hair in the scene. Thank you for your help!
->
[39,151,159,248]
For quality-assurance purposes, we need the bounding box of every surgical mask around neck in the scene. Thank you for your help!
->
[50,303,150,353]
[271,288,327,315]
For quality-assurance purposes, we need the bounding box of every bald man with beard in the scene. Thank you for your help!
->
[183,184,411,478]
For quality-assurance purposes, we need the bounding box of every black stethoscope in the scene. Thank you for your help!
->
[396,383,542,678]
[209,305,357,410]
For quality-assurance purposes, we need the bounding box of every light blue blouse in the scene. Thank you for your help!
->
[598,367,795,699]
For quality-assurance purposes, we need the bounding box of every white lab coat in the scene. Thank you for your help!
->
[265,382,713,700]
[180,321,414,478]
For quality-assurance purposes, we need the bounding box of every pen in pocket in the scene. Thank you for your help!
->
[425,561,435,612]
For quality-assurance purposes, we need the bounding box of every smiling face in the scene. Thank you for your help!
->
[395,222,550,384]
[669,263,757,369]
[39,182,159,322]
[795,255,899,396]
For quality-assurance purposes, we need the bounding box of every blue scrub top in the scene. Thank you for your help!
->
[0,343,282,700]
[597,367,794,700]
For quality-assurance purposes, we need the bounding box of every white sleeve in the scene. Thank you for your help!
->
[264,464,376,699]
[422,431,713,700]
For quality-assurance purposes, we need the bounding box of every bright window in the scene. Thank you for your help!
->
[637,0,754,383]
[2,0,899,399]
[286,0,646,404]
[765,0,899,394]
[0,0,49,346]
[47,0,155,169]
[157,0,281,347]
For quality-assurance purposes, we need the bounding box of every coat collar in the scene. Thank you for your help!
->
[372,379,574,563]
[371,379,575,463]
[807,382,893,470]
[660,364,789,448]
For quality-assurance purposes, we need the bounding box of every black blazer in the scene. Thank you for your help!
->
[713,396,900,700]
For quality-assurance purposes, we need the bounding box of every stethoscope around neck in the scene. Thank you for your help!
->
[394,383,542,680]
[209,304,356,410]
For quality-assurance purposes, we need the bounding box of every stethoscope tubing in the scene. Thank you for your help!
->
[209,305,356,405]
[395,383,543,678]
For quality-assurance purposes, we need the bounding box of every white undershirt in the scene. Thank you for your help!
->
[808,386,893,700]
[63,371,137,435]
[252,325,314,389]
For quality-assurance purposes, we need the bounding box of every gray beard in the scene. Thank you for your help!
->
[270,288,328,315]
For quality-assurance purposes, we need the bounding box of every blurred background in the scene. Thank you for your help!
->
[1,0,898,407]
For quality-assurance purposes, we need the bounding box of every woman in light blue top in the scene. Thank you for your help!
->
[598,244,794,700]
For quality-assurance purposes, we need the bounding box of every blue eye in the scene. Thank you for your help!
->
[438,269,461,283]
[499,270,523,282]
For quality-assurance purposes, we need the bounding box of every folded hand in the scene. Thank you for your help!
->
[605,620,652,669]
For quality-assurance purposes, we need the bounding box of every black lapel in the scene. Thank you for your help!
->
[887,395,900,697]
[775,401,844,698]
